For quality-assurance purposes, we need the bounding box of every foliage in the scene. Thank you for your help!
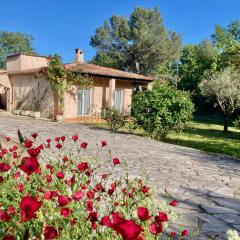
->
[233,117,240,129]
[132,82,194,140]
[179,40,218,93]
[0,31,35,68]
[90,7,181,75]
[101,107,126,131]
[199,67,240,132]
[66,70,93,89]
[0,133,187,240]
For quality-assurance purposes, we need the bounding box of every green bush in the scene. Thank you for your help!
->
[101,107,126,131]
[132,82,194,140]
[233,117,240,129]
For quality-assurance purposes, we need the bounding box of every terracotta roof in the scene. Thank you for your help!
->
[66,63,153,81]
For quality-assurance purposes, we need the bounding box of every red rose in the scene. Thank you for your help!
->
[101,140,107,147]
[31,133,38,139]
[60,136,65,142]
[55,143,62,149]
[112,158,120,165]
[149,222,162,235]
[55,137,60,142]
[169,200,178,207]
[2,236,15,240]
[7,206,15,215]
[46,138,51,143]
[20,196,42,222]
[86,201,93,211]
[62,156,68,162]
[27,148,40,157]
[44,226,59,239]
[170,231,176,237]
[0,163,10,172]
[24,139,33,148]
[56,172,64,179]
[88,211,98,223]
[101,215,112,227]
[112,218,142,240]
[141,186,149,194]
[80,142,88,149]
[137,207,151,221]
[60,207,72,218]
[87,190,95,199]
[72,135,78,142]
[155,212,168,222]
[46,175,52,182]
[181,229,188,237]
[72,191,84,201]
[0,210,11,222]
[13,152,18,158]
[17,183,24,192]
[44,191,53,200]
[58,195,71,206]
[20,157,40,175]
[5,136,11,142]
[77,162,89,172]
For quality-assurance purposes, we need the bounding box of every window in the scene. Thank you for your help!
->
[114,89,123,112]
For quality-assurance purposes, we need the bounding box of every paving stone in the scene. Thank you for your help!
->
[201,223,229,233]
[212,197,240,212]
[200,205,239,214]
[233,225,240,231]
[213,213,240,224]
[196,213,224,224]
[208,186,235,198]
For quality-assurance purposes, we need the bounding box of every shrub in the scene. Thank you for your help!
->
[101,107,126,131]
[132,82,194,140]
[0,132,187,239]
[233,117,240,129]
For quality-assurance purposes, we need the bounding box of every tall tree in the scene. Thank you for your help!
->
[0,31,35,68]
[90,7,181,75]
[179,40,218,93]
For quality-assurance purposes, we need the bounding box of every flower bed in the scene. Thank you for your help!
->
[0,131,188,240]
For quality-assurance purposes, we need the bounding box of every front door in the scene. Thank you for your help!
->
[77,89,91,116]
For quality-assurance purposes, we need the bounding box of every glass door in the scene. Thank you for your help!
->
[114,89,123,112]
[77,89,91,116]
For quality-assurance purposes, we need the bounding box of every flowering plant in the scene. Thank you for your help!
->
[0,131,188,239]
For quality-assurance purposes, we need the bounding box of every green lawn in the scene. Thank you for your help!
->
[84,115,240,159]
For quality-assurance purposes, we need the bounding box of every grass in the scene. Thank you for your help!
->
[84,114,240,159]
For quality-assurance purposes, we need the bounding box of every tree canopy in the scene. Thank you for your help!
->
[0,31,35,68]
[90,7,182,75]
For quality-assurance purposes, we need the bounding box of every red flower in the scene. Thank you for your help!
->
[44,226,59,239]
[7,206,15,215]
[77,162,89,172]
[31,133,38,139]
[170,231,176,237]
[5,136,11,142]
[155,212,168,222]
[112,218,142,240]
[72,191,84,201]
[113,158,120,165]
[72,135,78,142]
[20,157,40,175]
[87,190,95,199]
[46,138,51,143]
[0,210,11,222]
[101,140,107,147]
[24,139,33,148]
[56,172,64,179]
[137,207,151,221]
[0,163,10,172]
[80,142,88,149]
[27,148,40,157]
[149,222,162,235]
[60,207,72,218]
[55,143,62,149]
[62,156,68,162]
[101,215,112,227]
[88,211,98,223]
[86,201,93,211]
[181,229,188,237]
[58,195,71,206]
[20,196,42,222]
[141,186,149,194]
[55,137,60,142]
[169,200,178,207]
[17,183,24,192]
[2,236,15,240]
[46,175,52,182]
[60,136,65,142]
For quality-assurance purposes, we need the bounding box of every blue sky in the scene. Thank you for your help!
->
[0,0,239,63]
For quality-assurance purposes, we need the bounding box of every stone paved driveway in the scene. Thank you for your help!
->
[0,111,240,239]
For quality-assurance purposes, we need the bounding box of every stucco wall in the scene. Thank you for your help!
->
[7,55,48,72]
[64,78,133,119]
[11,74,53,118]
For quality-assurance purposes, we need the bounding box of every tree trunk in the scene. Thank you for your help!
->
[53,92,59,120]
[224,114,229,133]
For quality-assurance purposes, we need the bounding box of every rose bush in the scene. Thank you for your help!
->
[0,131,188,239]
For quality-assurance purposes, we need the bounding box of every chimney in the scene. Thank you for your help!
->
[73,48,84,63]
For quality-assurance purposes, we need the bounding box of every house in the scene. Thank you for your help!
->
[0,49,153,122]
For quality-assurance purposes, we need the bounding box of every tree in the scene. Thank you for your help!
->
[199,67,240,132]
[0,32,35,68]
[179,40,218,93]
[90,7,181,75]
[132,82,194,140]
